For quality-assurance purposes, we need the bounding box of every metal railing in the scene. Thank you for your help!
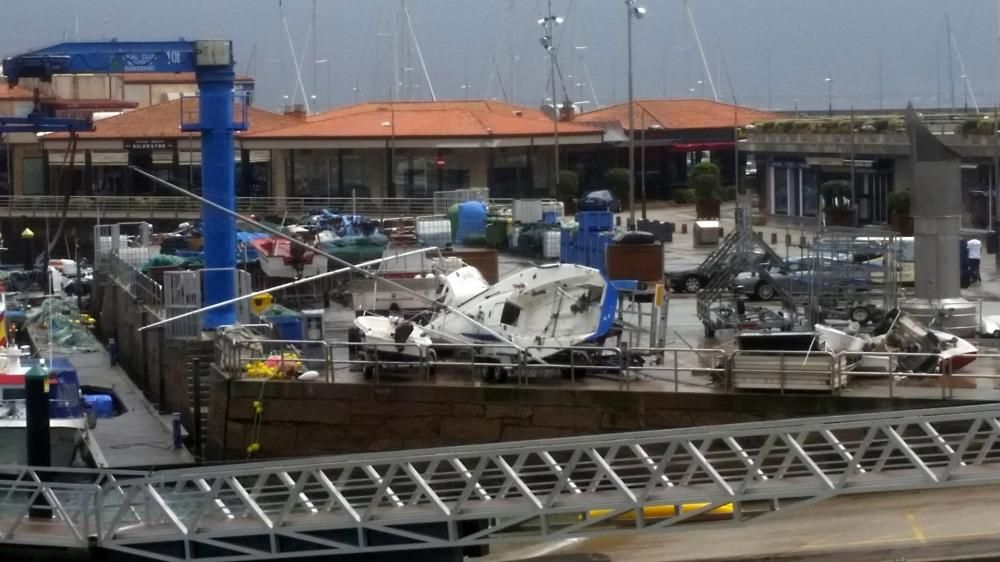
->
[107,253,163,309]
[0,196,514,219]
[4,404,1000,560]
[214,332,1000,401]
[215,331,727,388]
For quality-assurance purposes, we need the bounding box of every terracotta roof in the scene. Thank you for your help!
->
[575,99,779,131]
[46,98,294,140]
[247,100,602,139]
[120,72,254,84]
[0,83,37,101]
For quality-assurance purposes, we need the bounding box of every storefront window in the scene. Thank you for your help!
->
[394,150,471,197]
[802,169,818,216]
[491,149,530,197]
[291,149,336,197]
[773,166,789,215]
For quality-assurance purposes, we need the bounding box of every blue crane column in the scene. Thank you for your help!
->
[2,40,241,329]
[197,66,237,328]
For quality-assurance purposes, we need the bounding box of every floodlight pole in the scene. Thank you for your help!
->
[627,2,636,230]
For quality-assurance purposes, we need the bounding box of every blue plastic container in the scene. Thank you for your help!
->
[455,201,488,245]
[263,314,305,341]
[83,394,115,419]
[577,211,613,232]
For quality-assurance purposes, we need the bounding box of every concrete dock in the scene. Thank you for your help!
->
[29,326,193,468]
[484,483,1000,562]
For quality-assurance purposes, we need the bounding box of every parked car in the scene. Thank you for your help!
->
[666,266,709,293]
[578,189,623,213]
[736,257,877,301]
[666,251,772,294]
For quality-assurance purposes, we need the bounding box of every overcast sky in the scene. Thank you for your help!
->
[4,0,1000,113]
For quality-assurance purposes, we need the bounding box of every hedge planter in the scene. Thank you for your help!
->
[890,214,913,236]
[696,199,721,220]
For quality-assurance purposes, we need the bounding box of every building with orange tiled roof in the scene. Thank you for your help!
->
[1,71,257,198]
[37,98,295,197]
[240,100,605,198]
[12,95,784,204]
[573,99,780,198]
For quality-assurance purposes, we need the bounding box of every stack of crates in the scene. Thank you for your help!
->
[560,210,613,274]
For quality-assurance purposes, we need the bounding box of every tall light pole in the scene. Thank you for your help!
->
[825,76,833,116]
[626,0,646,230]
[539,3,564,197]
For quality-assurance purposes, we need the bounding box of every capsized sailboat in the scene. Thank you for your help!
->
[817,308,977,373]
[423,263,618,362]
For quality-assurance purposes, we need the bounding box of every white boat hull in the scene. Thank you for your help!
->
[425,263,617,361]
[355,315,434,360]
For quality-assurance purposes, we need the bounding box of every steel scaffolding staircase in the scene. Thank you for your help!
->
[4,404,1000,561]
[695,225,797,337]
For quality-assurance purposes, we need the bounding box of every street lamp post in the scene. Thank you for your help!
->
[825,76,833,116]
[539,2,564,197]
[626,0,646,230]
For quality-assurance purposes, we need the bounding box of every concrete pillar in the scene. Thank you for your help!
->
[270,149,288,207]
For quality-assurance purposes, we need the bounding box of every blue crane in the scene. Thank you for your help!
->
[3,40,243,328]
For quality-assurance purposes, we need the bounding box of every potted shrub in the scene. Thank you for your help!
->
[888,189,912,235]
[690,160,722,219]
[672,187,695,205]
[820,180,857,227]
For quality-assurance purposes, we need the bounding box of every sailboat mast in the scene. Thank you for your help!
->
[947,13,955,111]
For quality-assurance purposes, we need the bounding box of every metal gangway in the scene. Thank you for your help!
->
[4,404,1000,561]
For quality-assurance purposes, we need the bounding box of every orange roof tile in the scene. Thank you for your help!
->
[46,98,294,140]
[248,100,601,139]
[575,99,779,131]
[0,83,37,101]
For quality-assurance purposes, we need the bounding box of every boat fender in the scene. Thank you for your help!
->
[298,371,320,382]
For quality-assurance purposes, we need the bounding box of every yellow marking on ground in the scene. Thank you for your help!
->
[905,511,927,544]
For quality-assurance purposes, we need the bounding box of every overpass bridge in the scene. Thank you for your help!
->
[2,403,1000,561]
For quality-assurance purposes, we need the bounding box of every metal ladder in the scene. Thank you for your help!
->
[3,404,1000,561]
[696,227,798,335]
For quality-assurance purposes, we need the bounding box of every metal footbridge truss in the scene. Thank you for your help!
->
[5,404,1000,560]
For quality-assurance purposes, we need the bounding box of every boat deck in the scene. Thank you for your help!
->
[28,326,193,468]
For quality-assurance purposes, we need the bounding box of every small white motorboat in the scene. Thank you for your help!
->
[352,313,436,379]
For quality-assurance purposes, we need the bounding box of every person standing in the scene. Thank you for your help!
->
[967,237,982,283]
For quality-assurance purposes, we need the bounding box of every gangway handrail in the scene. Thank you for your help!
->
[4,404,1000,560]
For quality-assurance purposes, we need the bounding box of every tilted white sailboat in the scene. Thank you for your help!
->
[424,263,618,363]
